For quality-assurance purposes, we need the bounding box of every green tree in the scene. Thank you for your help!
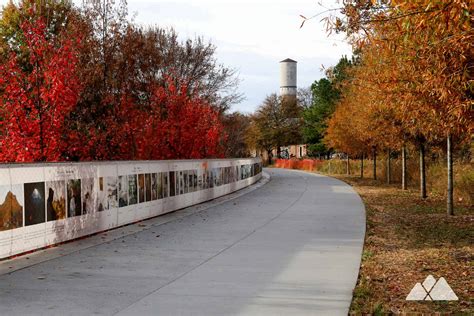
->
[303,56,353,158]
[303,78,339,157]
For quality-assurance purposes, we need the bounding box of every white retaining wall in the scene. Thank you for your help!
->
[0,158,262,259]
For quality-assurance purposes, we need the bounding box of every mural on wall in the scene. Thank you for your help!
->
[0,160,262,260]
[82,178,94,215]
[46,181,66,221]
[67,180,82,217]
[24,182,46,226]
[0,185,24,231]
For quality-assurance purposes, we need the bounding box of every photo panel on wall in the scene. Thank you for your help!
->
[81,178,95,215]
[169,172,175,197]
[118,176,128,207]
[145,174,152,202]
[138,174,145,203]
[106,177,118,210]
[162,172,168,198]
[67,179,82,218]
[46,180,66,222]
[128,175,138,205]
[0,184,24,231]
[97,177,106,212]
[24,182,46,226]
[151,173,158,200]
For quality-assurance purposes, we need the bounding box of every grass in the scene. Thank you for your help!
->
[334,176,473,314]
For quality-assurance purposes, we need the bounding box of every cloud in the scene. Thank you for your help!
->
[128,1,352,112]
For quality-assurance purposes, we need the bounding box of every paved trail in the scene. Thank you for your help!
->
[0,168,365,316]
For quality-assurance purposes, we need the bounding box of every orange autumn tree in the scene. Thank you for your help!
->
[325,85,372,178]
[324,0,472,215]
[390,0,473,215]
[336,20,440,191]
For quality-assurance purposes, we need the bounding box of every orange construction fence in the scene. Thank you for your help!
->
[274,159,322,171]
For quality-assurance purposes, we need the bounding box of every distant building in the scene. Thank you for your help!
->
[279,58,297,100]
[278,58,306,159]
[278,145,308,159]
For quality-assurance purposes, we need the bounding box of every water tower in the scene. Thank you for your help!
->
[279,58,297,99]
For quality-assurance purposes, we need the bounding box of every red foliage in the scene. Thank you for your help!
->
[64,78,226,161]
[133,80,225,160]
[0,18,82,162]
[0,21,225,163]
[274,159,322,171]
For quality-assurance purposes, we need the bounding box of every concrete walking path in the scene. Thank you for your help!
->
[0,168,365,315]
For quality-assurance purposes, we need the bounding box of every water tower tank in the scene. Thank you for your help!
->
[280,58,297,96]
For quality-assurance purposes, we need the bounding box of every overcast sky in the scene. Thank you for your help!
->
[0,0,352,113]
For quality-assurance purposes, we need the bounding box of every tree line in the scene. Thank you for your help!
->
[244,56,352,164]
[0,0,243,162]
[248,0,472,215]
[323,0,472,215]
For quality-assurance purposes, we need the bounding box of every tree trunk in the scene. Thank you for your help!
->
[419,143,427,199]
[447,134,454,215]
[402,144,407,190]
[267,149,272,165]
[386,149,391,184]
[360,154,364,179]
[373,147,377,180]
[346,154,350,175]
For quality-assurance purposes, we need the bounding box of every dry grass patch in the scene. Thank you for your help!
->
[335,176,473,314]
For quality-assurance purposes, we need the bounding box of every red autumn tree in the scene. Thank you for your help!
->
[0,18,81,162]
[133,79,225,160]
